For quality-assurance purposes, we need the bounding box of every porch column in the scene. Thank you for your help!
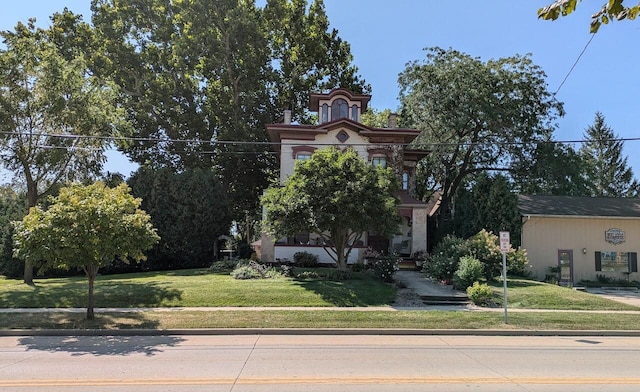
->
[411,207,428,255]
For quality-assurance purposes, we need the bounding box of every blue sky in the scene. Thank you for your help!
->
[2,1,639,178]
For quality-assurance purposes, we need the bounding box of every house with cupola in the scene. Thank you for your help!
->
[260,88,436,265]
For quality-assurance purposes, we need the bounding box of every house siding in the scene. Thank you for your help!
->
[279,128,370,183]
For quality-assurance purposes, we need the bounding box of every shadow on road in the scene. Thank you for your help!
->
[18,335,186,356]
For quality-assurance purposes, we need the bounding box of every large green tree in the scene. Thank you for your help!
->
[262,148,400,271]
[128,167,232,269]
[13,182,159,320]
[450,173,521,247]
[0,187,25,278]
[264,0,370,122]
[398,47,563,237]
[0,19,126,284]
[579,112,639,197]
[513,141,591,196]
[90,0,367,225]
[538,0,640,33]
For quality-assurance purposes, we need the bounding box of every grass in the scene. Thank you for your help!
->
[0,268,396,308]
[489,278,640,311]
[2,269,640,331]
[3,310,640,331]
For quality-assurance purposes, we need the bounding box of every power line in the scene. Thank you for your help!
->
[3,130,639,155]
[553,33,596,96]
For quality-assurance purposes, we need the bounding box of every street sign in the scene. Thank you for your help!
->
[499,231,510,253]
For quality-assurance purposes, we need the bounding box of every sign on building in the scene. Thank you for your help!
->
[605,228,625,245]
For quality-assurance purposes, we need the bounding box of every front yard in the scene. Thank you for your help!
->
[2,268,640,331]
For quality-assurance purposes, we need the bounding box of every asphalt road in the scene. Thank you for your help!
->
[2,334,640,391]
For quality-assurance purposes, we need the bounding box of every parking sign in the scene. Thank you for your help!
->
[499,231,510,253]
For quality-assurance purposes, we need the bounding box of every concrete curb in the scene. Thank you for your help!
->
[2,328,640,337]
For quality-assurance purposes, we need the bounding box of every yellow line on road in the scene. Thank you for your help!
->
[3,377,640,387]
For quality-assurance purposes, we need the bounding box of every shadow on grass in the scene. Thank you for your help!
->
[294,278,395,307]
[100,268,210,280]
[0,280,183,308]
[1,311,161,330]
[18,333,185,356]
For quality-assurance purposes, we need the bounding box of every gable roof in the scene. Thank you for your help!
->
[518,194,640,218]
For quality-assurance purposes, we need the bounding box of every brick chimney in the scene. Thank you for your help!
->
[388,113,397,128]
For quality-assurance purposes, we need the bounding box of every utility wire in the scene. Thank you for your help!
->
[5,130,639,155]
[553,33,596,96]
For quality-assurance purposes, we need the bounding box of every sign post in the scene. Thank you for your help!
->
[499,231,510,324]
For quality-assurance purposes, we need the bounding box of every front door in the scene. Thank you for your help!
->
[558,250,573,285]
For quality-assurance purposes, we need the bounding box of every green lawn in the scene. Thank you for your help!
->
[3,310,640,331]
[490,278,640,311]
[0,268,396,308]
[2,269,640,331]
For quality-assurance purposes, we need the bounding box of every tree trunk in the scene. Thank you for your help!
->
[86,265,99,320]
[23,179,38,285]
[336,249,347,271]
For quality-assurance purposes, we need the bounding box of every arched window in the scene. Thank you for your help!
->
[331,99,348,121]
[321,103,328,123]
[351,105,359,122]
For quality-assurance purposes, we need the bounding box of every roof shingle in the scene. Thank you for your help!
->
[518,194,640,218]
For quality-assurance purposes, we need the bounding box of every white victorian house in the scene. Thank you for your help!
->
[261,88,432,265]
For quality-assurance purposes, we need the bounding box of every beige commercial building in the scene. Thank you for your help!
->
[519,195,640,284]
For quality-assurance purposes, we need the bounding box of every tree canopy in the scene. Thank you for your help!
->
[580,112,639,197]
[262,147,400,271]
[0,18,127,283]
[128,167,232,269]
[538,0,640,33]
[398,47,563,236]
[13,182,159,319]
[450,173,521,247]
[89,0,368,224]
[513,141,591,196]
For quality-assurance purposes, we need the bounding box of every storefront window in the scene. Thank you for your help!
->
[596,251,638,272]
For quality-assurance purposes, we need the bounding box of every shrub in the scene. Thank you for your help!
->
[323,269,353,281]
[506,247,529,277]
[210,259,241,272]
[453,256,484,290]
[423,235,468,282]
[295,270,321,280]
[231,265,261,279]
[230,260,282,279]
[293,251,319,268]
[371,257,400,283]
[236,242,254,259]
[467,230,502,281]
[467,282,494,306]
[279,265,294,278]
